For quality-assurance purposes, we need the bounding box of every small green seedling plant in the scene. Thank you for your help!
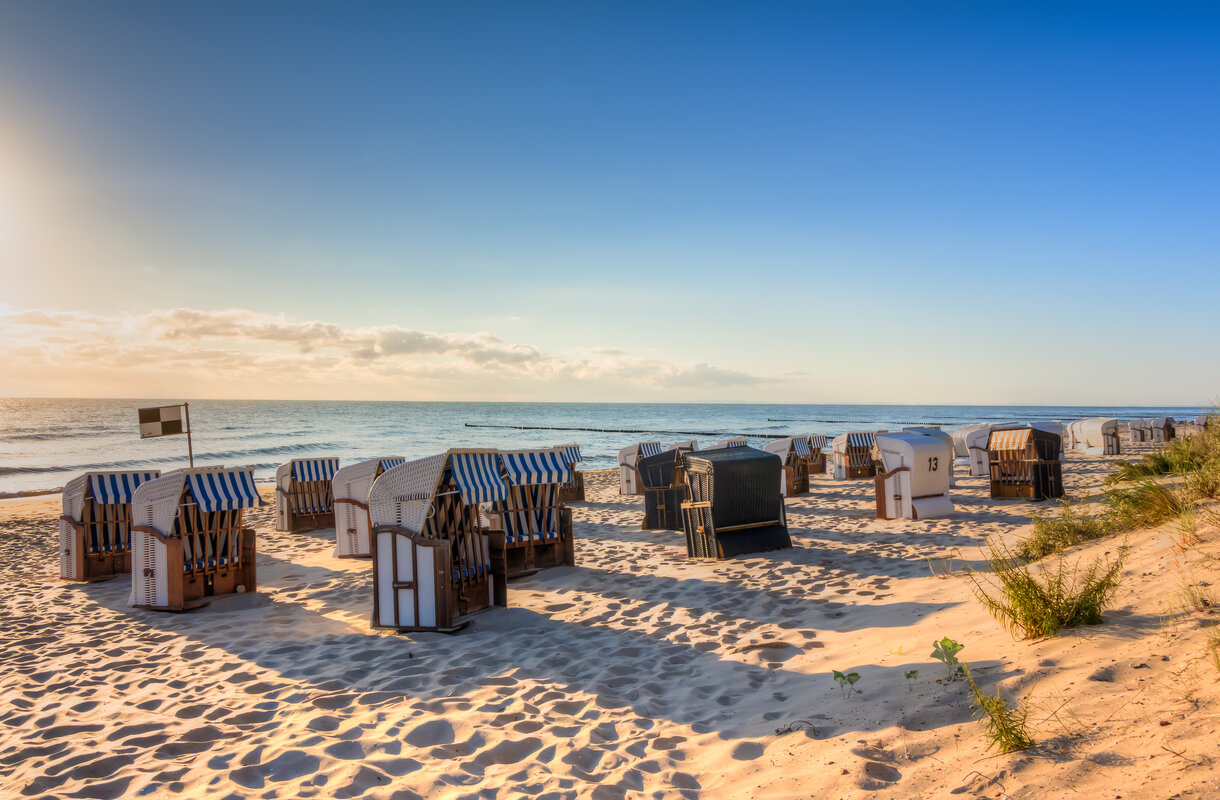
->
[903,670,919,692]
[931,637,965,682]
[965,665,1034,753]
[831,669,862,698]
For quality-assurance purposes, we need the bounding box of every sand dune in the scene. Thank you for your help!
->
[2,434,1219,798]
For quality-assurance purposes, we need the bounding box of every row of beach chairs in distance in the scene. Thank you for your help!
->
[622,420,1156,526]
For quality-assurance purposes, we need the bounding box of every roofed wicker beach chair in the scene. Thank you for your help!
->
[874,432,953,520]
[952,423,995,477]
[552,444,585,502]
[987,426,1064,500]
[680,447,791,559]
[128,467,262,611]
[762,436,810,496]
[1075,417,1121,454]
[59,470,161,581]
[275,457,340,532]
[1128,419,1150,443]
[331,457,405,558]
[903,426,955,486]
[804,434,828,476]
[832,432,880,480]
[484,449,575,579]
[368,450,508,633]
[618,441,663,495]
[1150,417,1175,444]
[637,449,686,532]
[667,440,698,453]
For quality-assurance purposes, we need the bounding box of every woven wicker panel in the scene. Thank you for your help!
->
[368,453,446,532]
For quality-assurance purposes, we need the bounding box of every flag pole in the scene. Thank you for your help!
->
[183,402,195,468]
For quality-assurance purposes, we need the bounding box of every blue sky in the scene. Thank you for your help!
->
[1,1,1217,403]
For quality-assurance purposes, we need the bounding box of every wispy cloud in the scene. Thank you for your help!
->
[0,306,767,398]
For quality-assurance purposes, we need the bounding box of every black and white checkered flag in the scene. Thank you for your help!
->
[138,404,186,439]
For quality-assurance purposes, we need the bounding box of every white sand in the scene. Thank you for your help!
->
[2,433,1219,799]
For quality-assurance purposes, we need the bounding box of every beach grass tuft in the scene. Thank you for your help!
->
[966,538,1128,640]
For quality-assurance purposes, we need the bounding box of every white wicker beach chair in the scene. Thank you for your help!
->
[873,432,953,520]
[763,437,810,496]
[618,442,662,495]
[368,451,506,633]
[832,432,877,480]
[59,470,161,581]
[275,457,340,532]
[128,467,262,611]
[331,457,405,558]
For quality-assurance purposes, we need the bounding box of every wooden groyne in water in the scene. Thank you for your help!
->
[464,423,785,439]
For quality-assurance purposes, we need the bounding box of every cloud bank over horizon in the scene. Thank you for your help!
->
[0,306,767,401]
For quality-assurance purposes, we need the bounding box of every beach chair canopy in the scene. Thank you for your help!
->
[805,434,828,451]
[619,442,663,467]
[332,457,405,497]
[186,469,263,512]
[369,450,507,534]
[710,438,747,449]
[833,432,876,453]
[290,458,340,482]
[500,449,571,486]
[552,444,583,465]
[131,467,262,535]
[763,437,810,459]
[667,440,698,453]
[903,426,953,453]
[89,471,161,505]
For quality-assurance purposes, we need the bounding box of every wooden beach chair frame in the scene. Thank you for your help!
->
[275,457,340,532]
[59,470,161,582]
[128,468,260,611]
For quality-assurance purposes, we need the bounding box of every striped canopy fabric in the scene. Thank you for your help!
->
[846,433,875,449]
[187,469,264,512]
[990,428,1032,451]
[89,471,160,505]
[792,437,812,456]
[639,441,664,458]
[501,450,571,487]
[450,452,509,504]
[724,439,746,448]
[292,458,340,482]
[554,444,583,465]
[380,457,406,471]
[806,434,828,450]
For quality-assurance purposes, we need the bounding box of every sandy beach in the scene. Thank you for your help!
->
[2,432,1219,799]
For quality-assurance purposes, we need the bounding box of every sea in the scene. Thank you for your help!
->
[0,398,1206,498]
